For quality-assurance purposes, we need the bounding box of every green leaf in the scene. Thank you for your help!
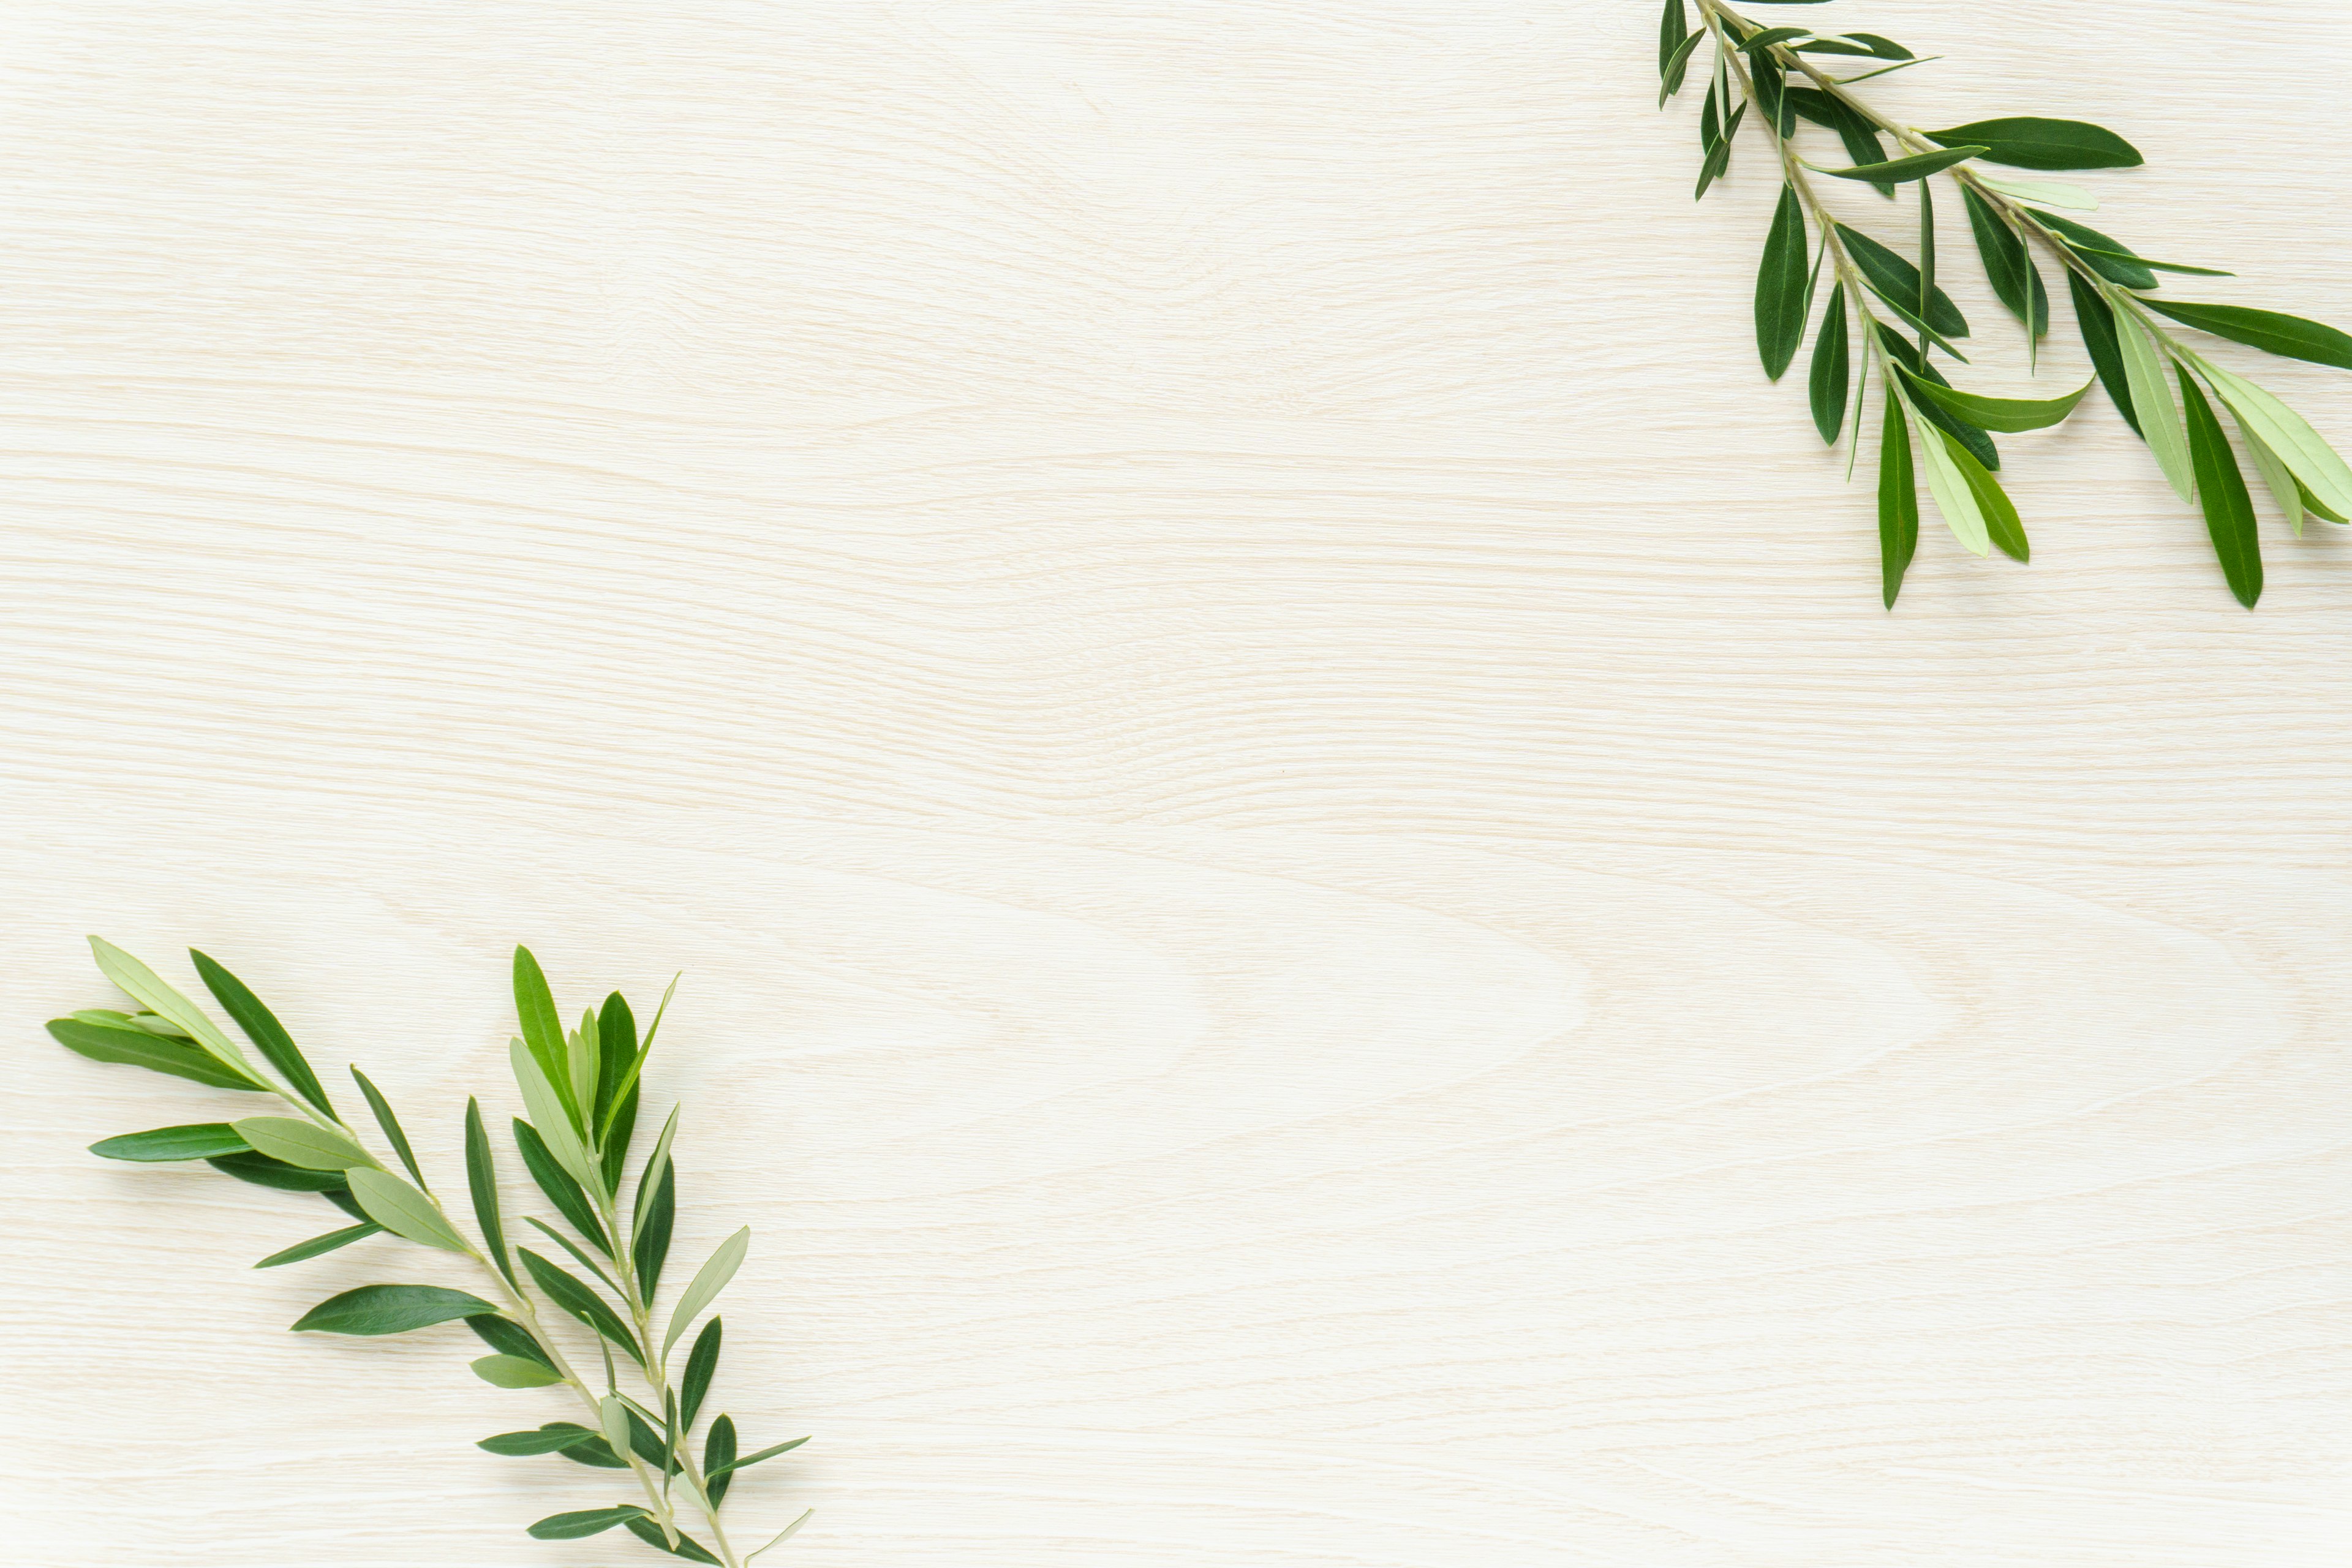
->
[467,1313,556,1370]
[1924,117,2143,171]
[1875,332,2000,469]
[2070,270,2139,435]
[480,1423,602,1457]
[1907,398,1991,555]
[1972,172,2100,211]
[347,1168,469,1253]
[1808,282,1850,443]
[1657,0,1687,77]
[519,1249,646,1366]
[2239,420,2307,536]
[1741,26,1810,50]
[1749,55,1794,139]
[1755,185,1809,380]
[1784,88,1893,196]
[708,1434,810,1480]
[349,1068,426,1188]
[472,1353,565,1389]
[512,1117,613,1253]
[321,1186,368,1220]
[1838,227,1969,338]
[1877,390,1919,608]
[2139,299,2352,371]
[706,1414,738,1507]
[635,1103,682,1239]
[86,938,258,1081]
[527,1506,649,1541]
[1695,102,1745,200]
[567,1008,601,1122]
[2119,310,2196,500]
[47,1017,262,1092]
[2177,369,2264,606]
[527,1216,628,1296]
[511,946,581,1132]
[748,1513,814,1560]
[2198,360,2352,521]
[2033,213,2158,290]
[189,951,335,1116]
[89,1123,250,1161]
[624,1518,725,1564]
[2059,246,2231,277]
[1815,145,1982,183]
[1797,32,1910,60]
[232,1117,372,1171]
[291,1283,497,1335]
[255,1222,382,1268]
[510,1041,598,1193]
[1658,30,1704,105]
[1896,368,2092,432]
[597,1393,635,1468]
[1961,188,2048,342]
[2299,481,2350,524]
[1951,432,2030,562]
[680,1317,723,1430]
[595,992,637,1129]
[665,1226,750,1354]
[634,1158,677,1302]
[464,1098,516,1289]
[207,1151,350,1193]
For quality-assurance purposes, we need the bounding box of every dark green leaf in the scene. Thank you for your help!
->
[1877,390,1919,608]
[1787,88,1893,197]
[601,1082,640,1194]
[556,1434,632,1469]
[1949,433,2030,562]
[681,1317,723,1431]
[1658,31,1704,105]
[1875,331,2000,469]
[2033,213,2158,289]
[206,1151,350,1193]
[467,1313,556,1370]
[634,1158,677,1302]
[709,1435,810,1480]
[513,1118,612,1253]
[1741,26,1809,50]
[255,1222,382,1268]
[595,992,636,1130]
[1925,117,2143,171]
[2057,245,2230,277]
[292,1283,497,1336]
[1798,32,1911,59]
[528,1506,649,1541]
[1917,177,1937,360]
[1695,102,1744,200]
[322,1186,368,1221]
[464,1098,515,1289]
[1809,282,1850,443]
[472,1353,566,1387]
[2179,369,2264,607]
[348,1068,425,1189]
[1816,145,1982,183]
[1754,185,1809,379]
[480,1423,601,1457]
[1657,0,1687,77]
[1896,367,2092,432]
[47,1018,262,1092]
[1838,226,1969,337]
[2070,269,2140,434]
[519,1249,645,1366]
[2140,299,2352,371]
[1961,188,2048,339]
[528,1216,627,1296]
[189,951,336,1116]
[1750,56,1795,138]
[706,1414,738,1507]
[624,1518,725,1564]
[90,1123,250,1161]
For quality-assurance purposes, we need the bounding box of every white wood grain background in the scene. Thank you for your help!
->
[5,3,2349,1564]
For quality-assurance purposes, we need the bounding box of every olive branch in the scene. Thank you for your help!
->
[47,939,810,1566]
[1662,0,2352,606]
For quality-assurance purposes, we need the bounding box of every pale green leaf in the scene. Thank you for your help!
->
[2200,360,2352,519]
[233,1116,372,1171]
[348,1167,470,1253]
[511,1039,600,1193]
[88,937,260,1082]
[2119,311,2195,501]
[1908,399,1991,555]
[665,1226,750,1354]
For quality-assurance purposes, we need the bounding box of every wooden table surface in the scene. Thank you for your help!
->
[5,3,2347,1564]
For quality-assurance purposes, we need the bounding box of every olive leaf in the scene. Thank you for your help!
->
[528,1506,650,1541]
[233,1117,372,1171]
[255,1223,383,1269]
[2140,299,2352,371]
[513,1116,614,1253]
[350,1068,426,1188]
[1755,185,1811,379]
[2068,270,2139,435]
[2199,361,2352,520]
[348,1168,470,1254]
[2177,368,2263,608]
[89,1123,251,1162]
[1961,189,2048,344]
[680,1318,723,1430]
[86,938,260,1083]
[521,1248,647,1366]
[1808,281,1850,443]
[47,1016,262,1092]
[2118,311,2196,501]
[473,1353,567,1389]
[1924,117,2143,170]
[292,1283,497,1336]
[1814,145,1982,183]
[1896,368,2092,432]
[464,1098,516,1289]
[190,951,336,1116]
[665,1227,751,1354]
[1876,390,1919,607]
